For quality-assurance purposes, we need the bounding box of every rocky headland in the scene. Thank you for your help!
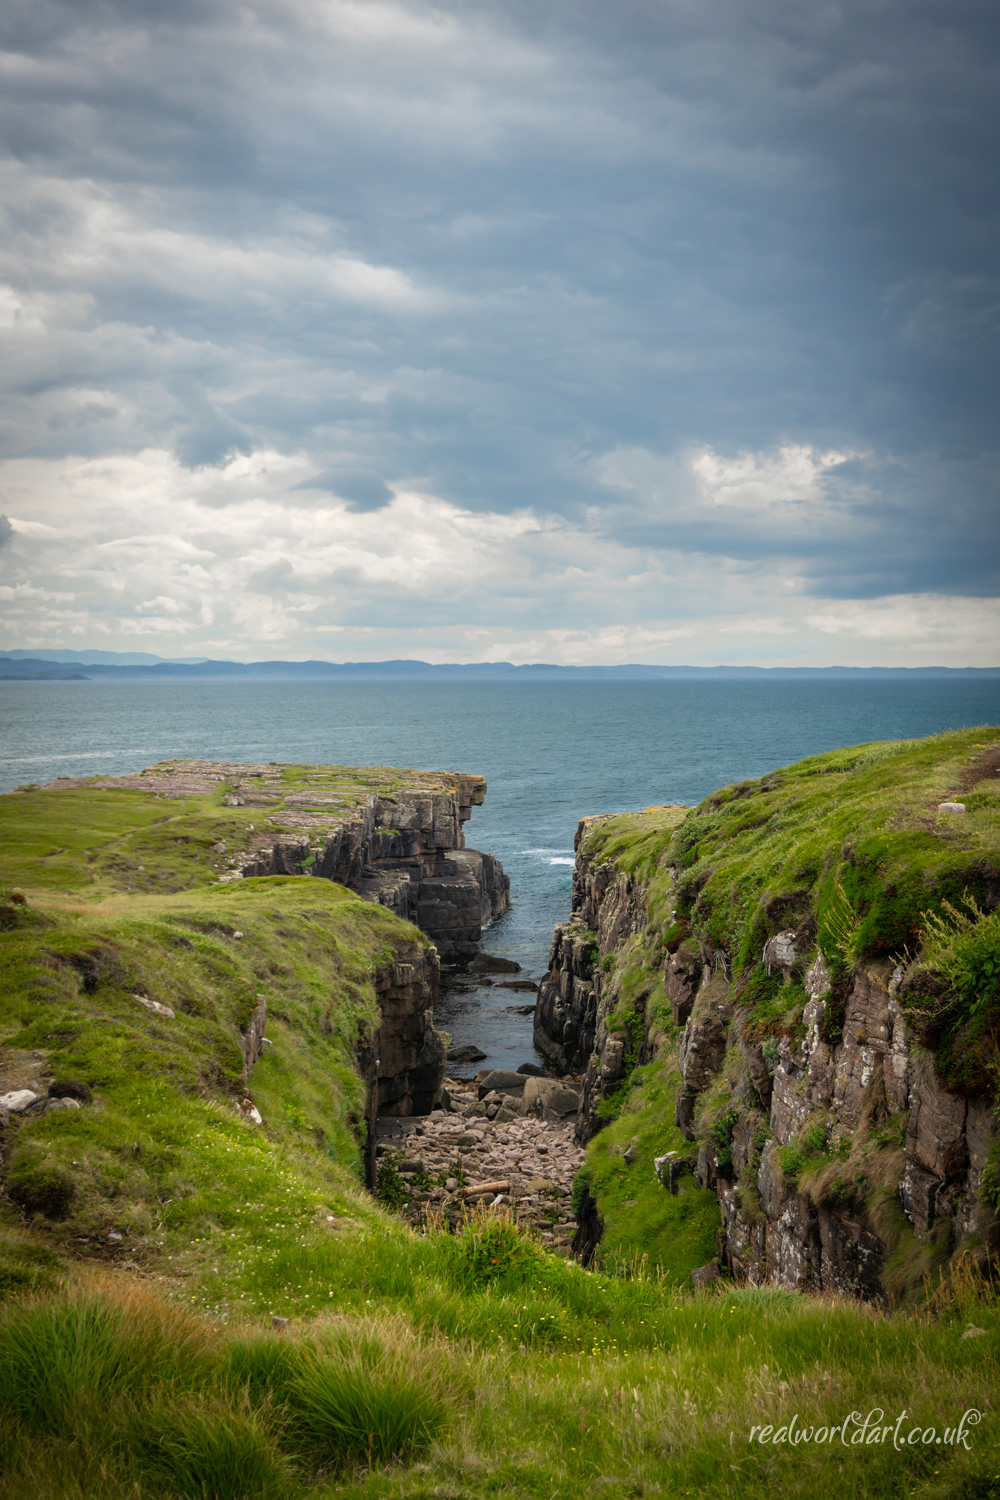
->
[0,759,512,1204]
[48,758,509,962]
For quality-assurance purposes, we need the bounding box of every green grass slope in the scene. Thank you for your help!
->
[0,876,423,1313]
[670,726,1000,970]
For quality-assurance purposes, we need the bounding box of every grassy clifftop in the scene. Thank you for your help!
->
[668,726,1000,1093]
[671,728,1000,965]
[0,757,480,897]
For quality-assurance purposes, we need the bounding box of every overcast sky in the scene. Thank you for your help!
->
[1,0,998,665]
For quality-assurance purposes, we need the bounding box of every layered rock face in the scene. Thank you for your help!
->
[535,813,663,1139]
[356,941,447,1177]
[674,941,997,1300]
[233,769,510,960]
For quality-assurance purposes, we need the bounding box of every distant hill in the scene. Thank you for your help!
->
[1,651,999,680]
[0,648,209,665]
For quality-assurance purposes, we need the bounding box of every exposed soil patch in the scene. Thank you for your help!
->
[958,741,1000,791]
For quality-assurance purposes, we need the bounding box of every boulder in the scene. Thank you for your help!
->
[678,1007,727,1093]
[469,954,521,974]
[763,929,801,974]
[45,1098,82,1114]
[521,1076,580,1121]
[134,994,175,1019]
[447,1044,487,1063]
[653,1152,675,1184]
[477,1070,527,1100]
[691,1261,721,1286]
[1,1090,41,1114]
[664,945,702,1027]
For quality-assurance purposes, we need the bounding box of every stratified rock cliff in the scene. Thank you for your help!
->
[537,731,1000,1300]
[535,813,653,1080]
[356,939,446,1172]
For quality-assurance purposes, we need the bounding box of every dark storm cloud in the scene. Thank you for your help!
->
[0,0,997,600]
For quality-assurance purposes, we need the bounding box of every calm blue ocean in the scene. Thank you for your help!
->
[3,677,999,1073]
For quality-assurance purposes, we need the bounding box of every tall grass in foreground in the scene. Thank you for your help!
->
[0,1244,998,1500]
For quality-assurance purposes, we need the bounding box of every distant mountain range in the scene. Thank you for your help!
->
[1,650,999,681]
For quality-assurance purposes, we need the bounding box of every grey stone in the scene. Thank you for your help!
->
[133,994,175,1019]
[521,1076,580,1121]
[477,1070,527,1099]
[1,1090,41,1113]
[447,1045,487,1063]
[653,1152,675,1184]
[45,1097,82,1113]
[468,954,521,973]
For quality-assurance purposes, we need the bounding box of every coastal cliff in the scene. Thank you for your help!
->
[536,729,1000,1300]
[47,758,509,962]
[0,758,509,1168]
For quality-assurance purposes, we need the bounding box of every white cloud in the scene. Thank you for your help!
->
[594,441,859,519]
[807,596,1000,645]
[0,447,996,667]
[690,444,857,510]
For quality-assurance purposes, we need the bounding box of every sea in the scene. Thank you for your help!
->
[3,677,999,1076]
